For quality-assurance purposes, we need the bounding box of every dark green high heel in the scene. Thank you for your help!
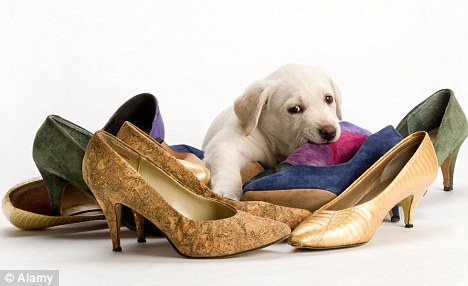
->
[33,115,93,215]
[396,89,467,191]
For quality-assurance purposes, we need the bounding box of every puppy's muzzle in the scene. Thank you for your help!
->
[319,125,337,141]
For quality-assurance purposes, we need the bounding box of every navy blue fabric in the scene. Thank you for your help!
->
[171,144,204,159]
[243,126,403,195]
[244,163,292,185]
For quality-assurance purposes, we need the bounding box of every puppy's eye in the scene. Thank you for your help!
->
[325,95,333,104]
[288,105,302,114]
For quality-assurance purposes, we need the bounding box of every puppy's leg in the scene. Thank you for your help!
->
[204,146,249,201]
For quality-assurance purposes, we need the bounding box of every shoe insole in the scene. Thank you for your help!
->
[160,142,206,166]
[60,184,102,216]
[137,157,235,221]
[327,140,419,211]
[9,180,102,217]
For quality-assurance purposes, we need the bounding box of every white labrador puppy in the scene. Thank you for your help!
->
[202,64,342,200]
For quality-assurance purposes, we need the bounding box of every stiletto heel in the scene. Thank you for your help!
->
[400,190,425,228]
[400,196,414,228]
[133,211,146,243]
[100,202,122,252]
[389,205,400,222]
[98,199,123,252]
[83,131,290,258]
[441,143,463,191]
[36,169,69,215]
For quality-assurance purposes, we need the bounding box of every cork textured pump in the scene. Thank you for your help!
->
[116,121,311,231]
[82,131,291,258]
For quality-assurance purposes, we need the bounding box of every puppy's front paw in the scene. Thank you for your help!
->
[212,183,243,201]
[219,190,242,201]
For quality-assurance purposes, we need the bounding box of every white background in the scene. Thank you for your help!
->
[1,1,467,285]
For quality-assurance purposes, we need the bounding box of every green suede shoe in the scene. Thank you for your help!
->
[396,89,467,191]
[33,115,93,215]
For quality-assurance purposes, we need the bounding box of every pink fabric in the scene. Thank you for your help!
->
[283,121,372,166]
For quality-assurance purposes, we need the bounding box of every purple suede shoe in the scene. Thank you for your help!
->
[103,93,165,140]
[102,93,166,234]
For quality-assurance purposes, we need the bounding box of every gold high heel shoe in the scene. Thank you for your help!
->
[2,178,104,230]
[116,121,311,230]
[156,139,210,185]
[82,131,290,258]
[288,131,438,249]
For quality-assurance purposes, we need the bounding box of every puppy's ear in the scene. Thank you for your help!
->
[234,81,270,136]
[330,79,342,120]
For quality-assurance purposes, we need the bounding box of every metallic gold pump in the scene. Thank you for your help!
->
[157,140,210,185]
[2,178,103,230]
[288,131,438,249]
[82,131,290,258]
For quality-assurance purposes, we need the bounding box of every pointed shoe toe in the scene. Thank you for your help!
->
[289,131,438,249]
[83,130,290,258]
[287,210,335,248]
[231,200,311,230]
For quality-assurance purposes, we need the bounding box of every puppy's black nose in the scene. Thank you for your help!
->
[320,126,336,141]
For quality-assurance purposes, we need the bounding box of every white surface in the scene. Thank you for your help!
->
[1,1,467,285]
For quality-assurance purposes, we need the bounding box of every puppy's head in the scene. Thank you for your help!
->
[234,64,342,153]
